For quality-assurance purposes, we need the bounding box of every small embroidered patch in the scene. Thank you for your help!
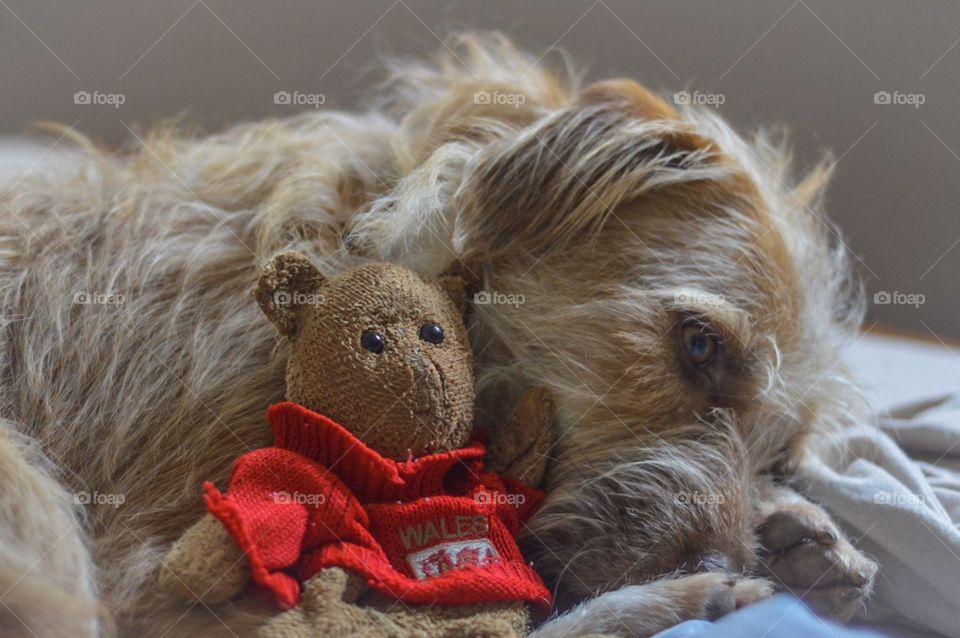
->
[407,538,500,579]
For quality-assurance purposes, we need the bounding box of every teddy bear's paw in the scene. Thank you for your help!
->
[259,603,401,638]
[157,514,249,604]
[757,508,877,621]
[488,387,557,486]
[261,572,402,638]
[362,599,531,638]
[435,618,522,638]
[298,567,367,608]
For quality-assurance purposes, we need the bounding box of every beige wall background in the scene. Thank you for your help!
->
[1,0,957,338]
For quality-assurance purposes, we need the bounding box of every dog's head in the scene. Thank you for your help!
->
[348,35,864,594]
[463,80,862,469]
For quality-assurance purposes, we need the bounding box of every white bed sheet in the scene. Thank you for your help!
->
[846,332,960,412]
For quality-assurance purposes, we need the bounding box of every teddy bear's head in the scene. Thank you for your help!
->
[255,253,475,460]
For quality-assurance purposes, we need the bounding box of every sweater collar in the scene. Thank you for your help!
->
[265,402,486,501]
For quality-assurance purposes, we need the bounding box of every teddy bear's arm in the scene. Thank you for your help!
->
[158,513,250,604]
[486,387,556,488]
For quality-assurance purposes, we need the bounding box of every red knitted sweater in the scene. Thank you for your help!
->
[204,402,552,613]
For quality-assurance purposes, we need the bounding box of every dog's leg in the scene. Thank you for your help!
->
[0,422,100,638]
[753,481,877,621]
[530,572,772,638]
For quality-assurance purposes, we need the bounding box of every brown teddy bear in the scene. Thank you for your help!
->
[158,253,556,638]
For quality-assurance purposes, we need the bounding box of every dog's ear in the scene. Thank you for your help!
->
[577,79,680,121]
[255,252,326,337]
[457,79,718,263]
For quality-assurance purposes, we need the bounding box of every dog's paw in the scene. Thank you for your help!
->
[732,576,776,609]
[758,508,877,620]
[670,572,774,621]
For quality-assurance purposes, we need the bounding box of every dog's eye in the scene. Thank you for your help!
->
[418,323,444,344]
[360,330,385,354]
[682,321,718,367]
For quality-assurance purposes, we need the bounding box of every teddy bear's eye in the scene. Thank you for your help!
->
[360,330,385,354]
[418,323,444,345]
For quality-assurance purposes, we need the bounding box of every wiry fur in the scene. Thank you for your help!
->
[0,34,872,637]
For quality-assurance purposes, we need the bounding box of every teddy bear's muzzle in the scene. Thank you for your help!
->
[408,355,447,417]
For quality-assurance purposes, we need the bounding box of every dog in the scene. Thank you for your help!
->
[0,34,875,638]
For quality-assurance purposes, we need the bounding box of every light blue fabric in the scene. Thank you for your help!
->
[651,595,890,638]
[652,619,713,638]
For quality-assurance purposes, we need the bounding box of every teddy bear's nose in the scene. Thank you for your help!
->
[409,355,445,413]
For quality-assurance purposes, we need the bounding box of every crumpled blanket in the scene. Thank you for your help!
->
[796,392,960,638]
[652,594,885,638]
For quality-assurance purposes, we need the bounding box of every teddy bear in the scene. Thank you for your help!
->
[158,252,557,638]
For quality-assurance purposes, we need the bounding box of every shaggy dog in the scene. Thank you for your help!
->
[0,34,876,638]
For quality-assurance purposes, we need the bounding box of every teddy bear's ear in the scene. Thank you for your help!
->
[437,261,479,316]
[437,274,468,315]
[255,252,326,337]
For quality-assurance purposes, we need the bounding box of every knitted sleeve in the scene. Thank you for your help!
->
[204,447,356,608]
